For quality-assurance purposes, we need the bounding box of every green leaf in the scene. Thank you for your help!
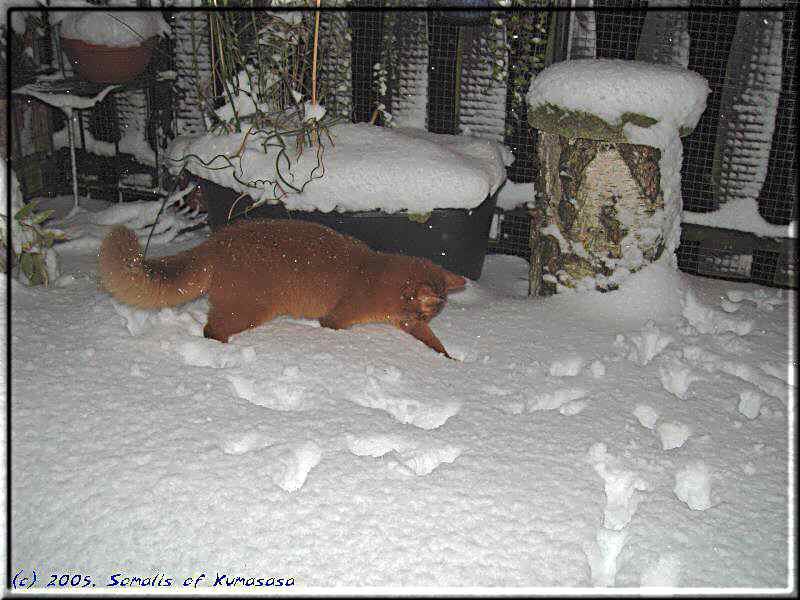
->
[18,251,48,286]
[33,253,48,286]
[14,201,38,221]
[406,212,431,224]
[19,252,35,282]
[30,208,55,225]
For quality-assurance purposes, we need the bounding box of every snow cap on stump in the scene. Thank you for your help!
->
[526,59,710,142]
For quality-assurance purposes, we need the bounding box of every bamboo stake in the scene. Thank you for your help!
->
[310,0,322,145]
[312,0,321,108]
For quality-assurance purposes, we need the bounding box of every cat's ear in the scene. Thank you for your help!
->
[442,269,467,291]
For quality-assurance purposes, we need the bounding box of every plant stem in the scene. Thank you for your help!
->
[312,0,321,107]
[311,0,322,144]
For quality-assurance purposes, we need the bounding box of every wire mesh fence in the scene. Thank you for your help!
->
[758,4,797,225]
[7,5,796,288]
[490,4,796,288]
[350,4,384,123]
[593,1,647,59]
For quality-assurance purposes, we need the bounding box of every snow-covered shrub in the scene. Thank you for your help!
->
[200,10,340,133]
[1,165,64,286]
[170,7,349,207]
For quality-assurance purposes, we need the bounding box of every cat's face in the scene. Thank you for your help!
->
[398,263,466,323]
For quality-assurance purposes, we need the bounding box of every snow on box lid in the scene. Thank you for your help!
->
[526,59,710,142]
[167,123,511,214]
[58,11,171,47]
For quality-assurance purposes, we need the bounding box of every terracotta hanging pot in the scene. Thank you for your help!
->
[60,36,158,84]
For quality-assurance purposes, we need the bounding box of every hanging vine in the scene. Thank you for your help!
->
[485,0,554,136]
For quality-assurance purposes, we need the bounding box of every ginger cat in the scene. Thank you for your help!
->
[98,219,466,358]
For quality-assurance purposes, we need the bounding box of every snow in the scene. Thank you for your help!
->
[656,421,692,450]
[633,404,659,430]
[7,195,794,591]
[639,552,682,587]
[586,442,651,531]
[495,180,535,211]
[621,320,674,366]
[526,59,710,133]
[303,101,327,123]
[658,356,701,401]
[738,390,767,420]
[589,359,606,379]
[58,11,171,47]
[40,189,204,254]
[682,288,754,336]
[167,123,510,213]
[549,355,585,377]
[674,461,713,511]
[13,82,119,111]
[212,67,279,124]
[683,196,797,239]
[623,121,685,264]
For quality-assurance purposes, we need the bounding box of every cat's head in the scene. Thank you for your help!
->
[398,260,466,322]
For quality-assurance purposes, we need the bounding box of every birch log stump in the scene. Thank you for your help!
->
[529,131,664,294]
[524,59,710,296]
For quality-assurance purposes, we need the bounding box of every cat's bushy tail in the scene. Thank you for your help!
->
[98,225,212,309]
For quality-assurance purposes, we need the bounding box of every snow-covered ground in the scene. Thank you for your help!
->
[7,197,794,592]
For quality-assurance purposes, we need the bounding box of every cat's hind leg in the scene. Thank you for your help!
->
[318,300,371,330]
[203,303,276,343]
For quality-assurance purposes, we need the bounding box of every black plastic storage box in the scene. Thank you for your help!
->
[196,176,498,280]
